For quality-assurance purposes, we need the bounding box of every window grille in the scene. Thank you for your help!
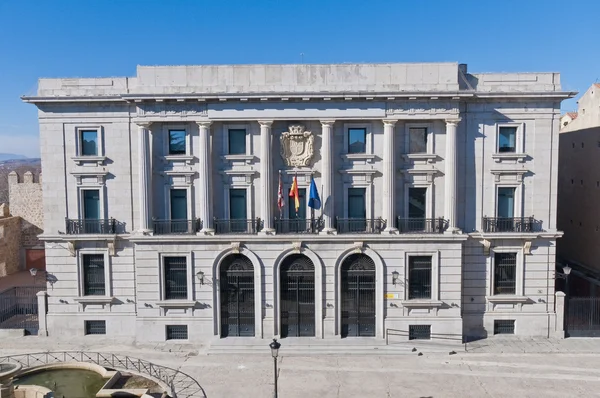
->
[494,320,515,335]
[166,325,188,340]
[164,257,187,300]
[409,325,431,340]
[85,320,106,335]
[83,254,105,296]
[408,256,432,299]
[494,253,516,295]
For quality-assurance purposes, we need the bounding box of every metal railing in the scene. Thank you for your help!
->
[397,217,447,233]
[0,351,206,398]
[152,219,201,235]
[274,217,323,234]
[65,218,116,234]
[0,286,44,334]
[335,218,385,234]
[482,216,535,232]
[214,218,262,234]
[385,328,466,349]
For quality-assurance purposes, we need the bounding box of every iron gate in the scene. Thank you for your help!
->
[280,254,315,337]
[0,286,44,335]
[220,254,255,337]
[341,254,376,337]
[566,297,600,337]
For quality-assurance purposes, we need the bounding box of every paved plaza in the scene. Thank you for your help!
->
[1,336,600,397]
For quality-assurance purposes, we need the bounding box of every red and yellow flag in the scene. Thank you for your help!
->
[289,175,300,214]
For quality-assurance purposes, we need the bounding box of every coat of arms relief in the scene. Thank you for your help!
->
[280,125,315,167]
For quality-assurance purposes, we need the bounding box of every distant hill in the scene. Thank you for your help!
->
[0,158,42,205]
[0,153,28,161]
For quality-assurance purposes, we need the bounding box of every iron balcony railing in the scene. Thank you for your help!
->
[397,217,447,233]
[65,218,116,234]
[214,218,262,234]
[274,217,323,234]
[152,219,201,235]
[482,216,535,233]
[335,217,385,234]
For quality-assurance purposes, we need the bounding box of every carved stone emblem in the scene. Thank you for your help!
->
[280,125,314,167]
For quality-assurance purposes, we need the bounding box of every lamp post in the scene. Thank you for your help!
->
[269,338,281,398]
[557,265,572,337]
[29,268,38,285]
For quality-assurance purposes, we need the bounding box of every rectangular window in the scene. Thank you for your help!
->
[166,325,188,340]
[498,127,517,153]
[408,127,428,153]
[85,320,106,335]
[229,189,247,220]
[408,187,427,218]
[83,190,100,220]
[168,130,186,155]
[80,130,98,156]
[493,320,515,335]
[289,188,306,219]
[494,253,516,295]
[348,188,366,218]
[164,257,187,300]
[408,325,431,340]
[348,128,366,154]
[82,254,105,296]
[170,189,188,220]
[408,256,432,299]
[228,129,247,155]
[497,187,516,218]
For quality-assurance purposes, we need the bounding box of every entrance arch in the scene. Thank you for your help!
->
[280,254,315,337]
[340,254,376,337]
[219,254,255,337]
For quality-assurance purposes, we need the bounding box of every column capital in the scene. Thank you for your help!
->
[258,120,273,127]
[136,121,153,128]
[196,121,212,128]
[383,119,398,127]
[320,120,336,127]
[445,118,462,126]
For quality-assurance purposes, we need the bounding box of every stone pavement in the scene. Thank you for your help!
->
[1,336,600,397]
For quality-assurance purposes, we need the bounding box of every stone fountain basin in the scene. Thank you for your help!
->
[0,363,22,382]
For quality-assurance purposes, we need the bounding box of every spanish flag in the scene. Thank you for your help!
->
[289,174,300,214]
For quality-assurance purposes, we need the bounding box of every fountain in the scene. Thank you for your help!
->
[0,363,22,398]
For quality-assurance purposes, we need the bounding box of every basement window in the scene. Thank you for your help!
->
[494,320,515,335]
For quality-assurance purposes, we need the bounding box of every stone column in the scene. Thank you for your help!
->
[197,121,214,234]
[445,119,461,233]
[259,121,275,233]
[555,291,566,338]
[136,122,152,233]
[383,120,398,233]
[320,120,336,233]
[36,290,48,336]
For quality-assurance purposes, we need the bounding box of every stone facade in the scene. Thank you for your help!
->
[24,62,572,343]
[0,204,22,277]
[8,171,43,249]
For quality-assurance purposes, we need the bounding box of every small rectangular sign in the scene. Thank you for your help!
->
[385,293,397,299]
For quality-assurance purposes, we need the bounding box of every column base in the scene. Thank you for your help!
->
[319,228,337,235]
[259,228,276,236]
[382,227,399,235]
[197,228,215,236]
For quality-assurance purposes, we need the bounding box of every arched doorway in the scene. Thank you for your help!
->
[340,253,376,337]
[220,254,255,337]
[280,254,315,337]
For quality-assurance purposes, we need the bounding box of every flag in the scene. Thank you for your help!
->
[289,174,300,213]
[277,172,285,212]
[308,177,321,210]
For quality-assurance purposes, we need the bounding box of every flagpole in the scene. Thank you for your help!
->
[278,170,282,220]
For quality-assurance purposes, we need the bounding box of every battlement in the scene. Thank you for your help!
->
[8,171,42,185]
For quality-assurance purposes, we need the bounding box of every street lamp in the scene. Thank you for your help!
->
[29,268,38,285]
[557,265,572,337]
[391,270,400,286]
[269,338,281,398]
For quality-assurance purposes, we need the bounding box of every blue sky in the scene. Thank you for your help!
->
[1,0,598,158]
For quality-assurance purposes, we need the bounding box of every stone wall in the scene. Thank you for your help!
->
[8,171,43,248]
[0,204,22,277]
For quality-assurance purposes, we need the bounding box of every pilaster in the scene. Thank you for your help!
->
[444,118,461,233]
[320,120,336,234]
[383,120,398,233]
[259,120,275,234]
[197,121,214,234]
[136,122,152,233]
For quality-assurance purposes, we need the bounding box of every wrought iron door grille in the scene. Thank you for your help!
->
[0,286,44,335]
[566,297,600,337]
[408,325,431,340]
[408,256,432,299]
[341,254,376,337]
[493,320,515,335]
[493,253,517,295]
[164,257,187,300]
[280,254,315,338]
[220,254,255,337]
[166,325,188,340]
[83,254,105,296]
[85,320,106,335]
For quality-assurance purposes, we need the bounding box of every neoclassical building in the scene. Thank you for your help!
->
[24,63,572,342]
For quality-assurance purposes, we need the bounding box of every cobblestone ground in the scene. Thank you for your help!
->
[1,336,600,397]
